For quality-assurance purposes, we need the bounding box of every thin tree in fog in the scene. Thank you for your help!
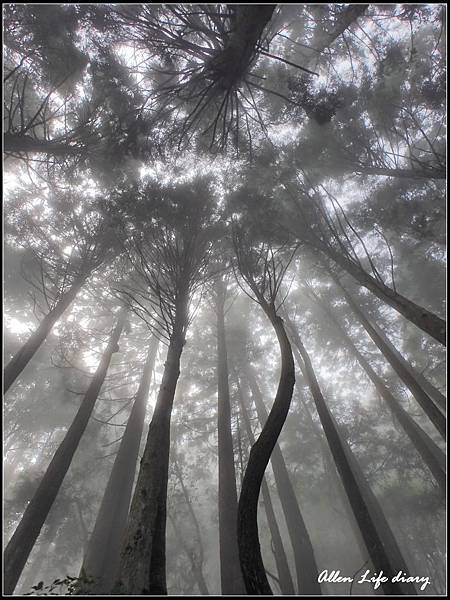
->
[4,305,127,595]
[304,284,446,495]
[78,335,159,594]
[234,373,296,596]
[113,180,216,594]
[232,232,320,594]
[284,311,417,595]
[213,273,245,594]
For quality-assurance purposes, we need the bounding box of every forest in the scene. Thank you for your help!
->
[3,3,446,597]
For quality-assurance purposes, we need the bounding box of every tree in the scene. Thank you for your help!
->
[232,233,319,595]
[213,275,245,594]
[113,179,216,594]
[234,372,295,596]
[4,306,127,595]
[78,335,159,594]
[284,313,417,595]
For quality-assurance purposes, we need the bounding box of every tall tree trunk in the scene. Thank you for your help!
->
[235,374,295,596]
[168,514,209,595]
[315,299,446,495]
[113,291,189,595]
[243,363,321,595]
[215,278,245,595]
[237,310,295,595]
[4,274,86,393]
[317,242,446,346]
[4,308,126,595]
[285,318,417,595]
[78,336,159,594]
[336,281,446,440]
[171,455,210,595]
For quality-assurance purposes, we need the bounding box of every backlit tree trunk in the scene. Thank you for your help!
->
[235,375,296,596]
[4,307,127,595]
[244,363,321,595]
[286,320,417,595]
[318,242,446,346]
[78,336,159,593]
[237,311,295,595]
[114,291,189,595]
[4,274,86,393]
[215,278,245,595]
[337,282,446,439]
[318,301,446,495]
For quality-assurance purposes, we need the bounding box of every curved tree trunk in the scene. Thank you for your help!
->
[235,375,295,596]
[244,364,321,595]
[4,308,127,595]
[215,278,246,594]
[113,292,189,595]
[4,274,86,393]
[286,320,417,595]
[336,281,446,440]
[316,301,446,495]
[78,336,159,594]
[237,311,295,595]
[317,242,446,346]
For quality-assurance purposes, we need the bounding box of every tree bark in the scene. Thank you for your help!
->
[4,274,86,393]
[337,281,446,440]
[113,292,189,595]
[235,375,296,596]
[316,300,446,495]
[244,363,321,595]
[4,308,127,595]
[317,242,446,346]
[78,336,159,594]
[215,278,245,595]
[237,310,295,595]
[286,320,417,595]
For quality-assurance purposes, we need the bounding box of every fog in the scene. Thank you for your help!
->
[3,4,446,597]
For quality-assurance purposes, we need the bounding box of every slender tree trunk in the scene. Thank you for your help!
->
[4,308,126,595]
[171,456,210,595]
[317,242,446,346]
[353,309,445,415]
[235,375,295,596]
[336,281,446,439]
[286,319,417,595]
[243,363,321,595]
[316,300,446,494]
[215,278,245,594]
[113,292,189,595]
[4,274,86,393]
[168,514,209,595]
[237,310,295,595]
[78,336,159,594]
